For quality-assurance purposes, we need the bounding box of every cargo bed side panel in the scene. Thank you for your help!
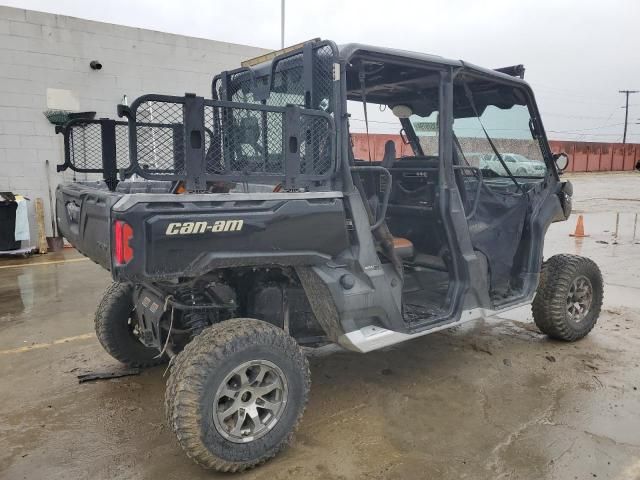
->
[111,194,349,282]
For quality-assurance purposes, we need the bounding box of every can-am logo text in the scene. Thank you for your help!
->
[165,220,244,235]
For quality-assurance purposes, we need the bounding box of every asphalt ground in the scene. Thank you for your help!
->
[1,172,639,480]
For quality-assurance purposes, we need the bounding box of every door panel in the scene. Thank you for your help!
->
[452,79,554,302]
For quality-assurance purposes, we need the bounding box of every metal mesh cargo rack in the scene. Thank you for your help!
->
[56,118,131,190]
[55,39,340,192]
[117,93,336,191]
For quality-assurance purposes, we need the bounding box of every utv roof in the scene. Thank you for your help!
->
[338,43,461,68]
[338,42,527,82]
[239,40,526,84]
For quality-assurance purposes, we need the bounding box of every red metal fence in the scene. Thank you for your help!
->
[351,133,640,172]
[548,141,640,172]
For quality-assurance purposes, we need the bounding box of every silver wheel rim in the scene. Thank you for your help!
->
[212,359,288,443]
[566,275,593,323]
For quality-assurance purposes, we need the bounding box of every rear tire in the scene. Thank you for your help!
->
[532,254,603,341]
[94,282,165,367]
[165,318,310,472]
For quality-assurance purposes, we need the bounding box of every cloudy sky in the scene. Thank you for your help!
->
[2,0,638,141]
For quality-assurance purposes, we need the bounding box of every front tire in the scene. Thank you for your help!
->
[94,282,165,367]
[165,318,310,472]
[532,254,603,341]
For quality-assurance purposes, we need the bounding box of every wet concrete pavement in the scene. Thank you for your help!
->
[1,172,640,479]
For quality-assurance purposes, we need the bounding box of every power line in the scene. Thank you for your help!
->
[542,111,620,120]
[534,85,606,101]
[619,90,639,144]
[549,132,640,137]
[547,122,625,134]
[536,94,615,106]
[565,106,623,140]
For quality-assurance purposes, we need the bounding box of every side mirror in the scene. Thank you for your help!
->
[553,152,569,172]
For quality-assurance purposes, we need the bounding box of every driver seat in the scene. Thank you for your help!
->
[384,142,413,261]
[392,237,448,270]
[392,236,414,259]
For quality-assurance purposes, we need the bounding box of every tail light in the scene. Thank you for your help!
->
[114,220,134,265]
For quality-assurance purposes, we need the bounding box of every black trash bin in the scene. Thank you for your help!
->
[0,194,20,251]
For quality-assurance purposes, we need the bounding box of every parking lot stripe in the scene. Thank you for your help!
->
[0,333,94,355]
[0,257,89,269]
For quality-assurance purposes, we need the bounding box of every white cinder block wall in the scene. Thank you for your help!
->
[0,6,270,241]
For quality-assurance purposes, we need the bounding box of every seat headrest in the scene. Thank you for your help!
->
[238,116,260,145]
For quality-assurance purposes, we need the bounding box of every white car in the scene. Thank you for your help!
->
[480,153,547,177]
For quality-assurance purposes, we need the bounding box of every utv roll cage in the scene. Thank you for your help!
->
[55,39,552,195]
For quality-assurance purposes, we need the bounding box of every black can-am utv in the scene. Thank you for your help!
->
[54,39,602,472]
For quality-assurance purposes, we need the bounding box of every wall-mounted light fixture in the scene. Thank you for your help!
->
[89,60,102,70]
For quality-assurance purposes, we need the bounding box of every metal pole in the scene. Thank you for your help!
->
[633,213,638,243]
[281,0,285,49]
[619,90,638,145]
[623,92,630,145]
[614,212,620,240]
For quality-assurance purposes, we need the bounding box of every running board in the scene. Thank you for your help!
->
[338,301,530,353]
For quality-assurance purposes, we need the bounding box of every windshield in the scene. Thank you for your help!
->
[453,99,547,179]
[408,111,439,156]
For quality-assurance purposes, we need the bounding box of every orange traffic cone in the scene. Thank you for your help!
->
[570,214,589,238]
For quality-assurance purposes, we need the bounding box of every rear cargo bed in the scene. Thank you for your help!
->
[57,184,349,283]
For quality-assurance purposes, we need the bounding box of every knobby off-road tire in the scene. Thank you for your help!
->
[165,318,310,472]
[94,282,165,367]
[532,254,603,341]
